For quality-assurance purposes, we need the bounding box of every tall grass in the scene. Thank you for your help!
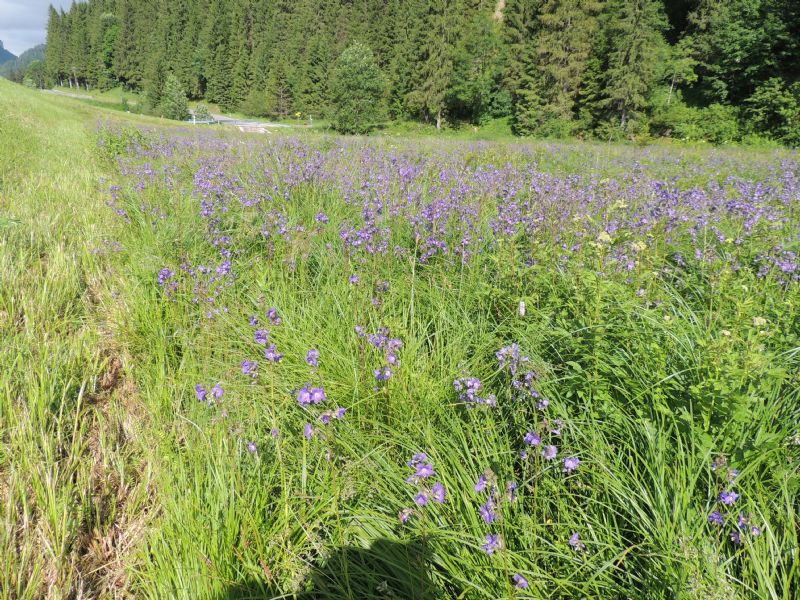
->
[1,80,798,599]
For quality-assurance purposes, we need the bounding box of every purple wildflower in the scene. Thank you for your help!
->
[303,423,314,440]
[334,407,346,419]
[415,462,435,479]
[375,365,393,381]
[708,510,724,525]
[249,315,259,327]
[542,445,558,461]
[211,384,224,399]
[399,508,413,523]
[195,384,207,402]
[523,431,541,446]
[512,574,529,589]
[432,482,446,503]
[719,490,739,506]
[270,428,280,438]
[415,492,429,507]
[751,525,761,536]
[310,386,326,404]
[297,386,312,406]
[569,532,585,551]
[241,360,258,376]
[265,344,283,362]
[246,441,257,453]
[563,456,580,473]
[730,530,741,544]
[407,453,428,467]
[158,268,175,286]
[267,307,281,325]
[506,481,517,502]
[482,533,502,555]
[479,499,496,524]
[254,329,269,344]
[349,274,359,284]
[306,348,319,367]
[475,474,488,492]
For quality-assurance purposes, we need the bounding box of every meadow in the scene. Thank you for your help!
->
[1,80,799,599]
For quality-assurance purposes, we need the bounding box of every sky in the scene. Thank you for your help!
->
[0,0,72,56]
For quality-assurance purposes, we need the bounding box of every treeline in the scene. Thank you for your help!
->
[45,0,800,144]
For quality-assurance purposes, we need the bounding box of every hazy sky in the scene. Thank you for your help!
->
[0,0,73,55]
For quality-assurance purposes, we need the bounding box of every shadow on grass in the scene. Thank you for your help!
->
[216,538,436,600]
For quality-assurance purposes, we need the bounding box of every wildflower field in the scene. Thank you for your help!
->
[1,81,799,599]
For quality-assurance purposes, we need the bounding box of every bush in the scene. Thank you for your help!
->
[650,93,741,145]
[699,103,740,144]
[193,103,212,121]
[744,78,800,146]
[240,89,270,118]
[328,43,387,134]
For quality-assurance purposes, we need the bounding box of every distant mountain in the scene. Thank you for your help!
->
[0,44,45,79]
[0,41,16,66]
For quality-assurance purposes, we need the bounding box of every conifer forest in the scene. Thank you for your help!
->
[45,0,800,143]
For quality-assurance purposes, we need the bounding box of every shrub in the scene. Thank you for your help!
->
[328,43,387,134]
[744,78,800,146]
[698,103,740,144]
[193,103,212,121]
[159,74,189,121]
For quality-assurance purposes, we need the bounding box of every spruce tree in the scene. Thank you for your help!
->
[407,0,456,129]
[264,59,294,118]
[601,0,667,130]
[536,0,602,121]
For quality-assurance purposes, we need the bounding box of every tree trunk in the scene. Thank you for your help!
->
[667,74,675,106]
[436,108,442,131]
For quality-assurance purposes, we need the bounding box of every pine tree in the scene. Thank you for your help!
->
[114,0,143,90]
[297,33,333,117]
[202,0,234,107]
[449,9,506,123]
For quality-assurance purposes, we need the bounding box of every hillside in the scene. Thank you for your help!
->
[0,44,45,79]
[0,40,15,66]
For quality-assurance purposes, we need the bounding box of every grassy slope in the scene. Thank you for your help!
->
[0,79,157,598]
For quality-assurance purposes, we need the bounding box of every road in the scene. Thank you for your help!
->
[43,89,297,133]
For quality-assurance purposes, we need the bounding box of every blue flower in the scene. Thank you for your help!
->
[512,574,529,589]
[542,445,558,461]
[481,533,502,555]
[432,482,446,503]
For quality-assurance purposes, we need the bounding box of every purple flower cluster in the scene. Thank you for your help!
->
[474,469,517,554]
[399,453,446,522]
[194,383,223,404]
[357,325,402,384]
[453,377,496,407]
[295,383,345,438]
[706,456,761,545]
